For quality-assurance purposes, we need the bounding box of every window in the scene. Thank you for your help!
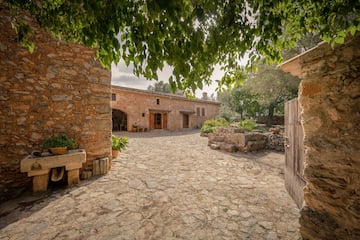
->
[156,98,160,105]
[196,107,200,116]
[142,113,145,117]
[202,108,205,116]
[111,93,116,101]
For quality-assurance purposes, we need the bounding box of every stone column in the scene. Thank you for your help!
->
[282,34,360,239]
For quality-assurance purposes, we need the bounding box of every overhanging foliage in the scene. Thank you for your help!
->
[4,0,360,92]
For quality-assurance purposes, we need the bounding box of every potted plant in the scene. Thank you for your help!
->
[43,135,77,155]
[132,123,138,132]
[112,135,128,158]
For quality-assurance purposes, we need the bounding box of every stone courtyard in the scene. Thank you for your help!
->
[0,130,300,239]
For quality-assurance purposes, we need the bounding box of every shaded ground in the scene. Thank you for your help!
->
[0,130,300,239]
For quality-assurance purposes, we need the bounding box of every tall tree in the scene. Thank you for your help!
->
[147,81,171,93]
[4,1,359,92]
[229,88,261,119]
[201,92,209,100]
[246,63,300,126]
[147,81,184,95]
[281,33,322,61]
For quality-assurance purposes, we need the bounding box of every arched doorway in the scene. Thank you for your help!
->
[112,109,127,131]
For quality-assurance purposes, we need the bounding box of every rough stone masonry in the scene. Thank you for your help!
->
[0,5,112,201]
[282,33,360,240]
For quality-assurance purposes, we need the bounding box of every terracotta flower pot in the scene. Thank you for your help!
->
[112,150,119,158]
[50,147,68,155]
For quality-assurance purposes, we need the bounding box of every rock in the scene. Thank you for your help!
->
[145,179,157,189]
[129,179,145,190]
[51,95,73,101]
[210,143,220,150]
[240,211,252,218]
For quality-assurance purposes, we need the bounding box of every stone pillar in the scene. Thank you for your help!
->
[28,169,51,193]
[281,34,360,239]
[67,169,80,186]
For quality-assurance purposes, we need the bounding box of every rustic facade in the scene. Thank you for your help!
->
[111,86,220,131]
[281,34,360,239]
[0,6,112,200]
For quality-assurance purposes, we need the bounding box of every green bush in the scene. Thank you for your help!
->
[112,135,129,151]
[239,118,257,131]
[43,135,77,149]
[200,125,215,134]
[217,117,230,126]
[201,118,229,133]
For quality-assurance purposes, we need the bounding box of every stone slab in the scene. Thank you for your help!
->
[20,149,86,173]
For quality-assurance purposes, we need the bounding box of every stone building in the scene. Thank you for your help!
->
[0,6,112,200]
[111,86,221,131]
[281,34,360,239]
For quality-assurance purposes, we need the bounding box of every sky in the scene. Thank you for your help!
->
[111,60,221,98]
[111,55,249,98]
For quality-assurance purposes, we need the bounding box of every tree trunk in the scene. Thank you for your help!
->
[266,105,274,127]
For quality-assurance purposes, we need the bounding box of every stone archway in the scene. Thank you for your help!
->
[112,109,128,131]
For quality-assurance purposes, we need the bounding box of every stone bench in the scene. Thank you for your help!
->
[20,149,86,192]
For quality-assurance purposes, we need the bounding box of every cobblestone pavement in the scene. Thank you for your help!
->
[0,130,301,239]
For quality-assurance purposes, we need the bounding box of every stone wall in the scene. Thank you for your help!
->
[208,127,282,153]
[0,6,112,200]
[256,115,284,125]
[281,34,360,239]
[112,86,220,131]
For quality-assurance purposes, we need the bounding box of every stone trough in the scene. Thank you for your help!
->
[20,149,86,192]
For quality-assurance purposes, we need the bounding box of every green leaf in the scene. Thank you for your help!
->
[6,0,358,93]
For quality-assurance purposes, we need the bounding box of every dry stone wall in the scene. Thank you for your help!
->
[0,6,111,200]
[208,127,284,153]
[282,34,360,239]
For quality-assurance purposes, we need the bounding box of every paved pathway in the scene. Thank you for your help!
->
[0,130,300,239]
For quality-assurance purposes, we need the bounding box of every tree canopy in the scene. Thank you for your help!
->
[217,63,299,125]
[147,81,172,93]
[5,0,360,92]
[147,80,184,95]
[246,63,300,124]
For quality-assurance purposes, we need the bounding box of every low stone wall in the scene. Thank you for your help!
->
[265,133,285,152]
[208,127,284,153]
[256,115,284,125]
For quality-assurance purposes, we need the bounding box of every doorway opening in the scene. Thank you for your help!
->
[183,114,189,128]
[149,111,168,130]
[112,109,127,131]
[154,113,162,129]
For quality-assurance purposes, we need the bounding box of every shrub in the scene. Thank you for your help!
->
[239,118,257,131]
[217,117,230,127]
[112,135,129,151]
[201,118,229,133]
[43,135,77,150]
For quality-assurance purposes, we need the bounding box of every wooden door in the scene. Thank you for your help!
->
[183,114,189,128]
[163,113,168,129]
[285,98,306,208]
[149,112,154,130]
[154,113,162,129]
